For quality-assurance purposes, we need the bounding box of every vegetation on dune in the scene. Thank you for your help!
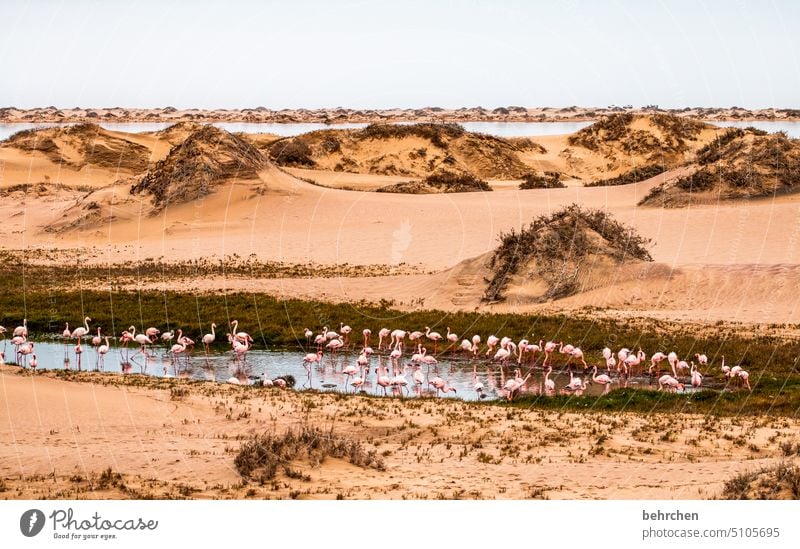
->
[484,204,652,302]
[584,164,666,187]
[518,171,565,189]
[235,426,385,484]
[2,123,151,172]
[568,113,706,156]
[268,123,532,180]
[377,170,492,193]
[130,126,267,209]
[356,122,466,148]
[641,128,800,206]
[721,461,800,499]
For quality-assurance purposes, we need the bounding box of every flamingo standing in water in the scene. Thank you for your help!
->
[303,328,313,345]
[61,323,71,358]
[362,328,372,348]
[591,365,613,394]
[230,320,253,346]
[120,326,136,358]
[649,352,667,375]
[459,339,473,357]
[690,361,703,388]
[74,341,83,370]
[569,347,588,369]
[97,336,110,370]
[430,375,457,397]
[544,366,555,394]
[658,374,683,392]
[18,341,34,368]
[326,336,344,354]
[339,323,352,347]
[377,328,391,351]
[375,365,391,396]
[413,365,425,394]
[446,327,458,350]
[303,350,323,369]
[202,323,217,354]
[161,330,175,344]
[667,352,679,376]
[471,335,481,358]
[350,365,367,394]
[29,354,38,370]
[13,319,28,338]
[425,327,442,354]
[542,340,558,367]
[485,335,499,357]
[71,317,91,343]
[694,353,708,367]
[91,327,102,348]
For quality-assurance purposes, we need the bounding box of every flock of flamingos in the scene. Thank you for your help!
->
[0,318,753,399]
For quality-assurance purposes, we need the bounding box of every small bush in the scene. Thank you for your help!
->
[585,164,666,187]
[234,426,385,484]
[519,172,565,189]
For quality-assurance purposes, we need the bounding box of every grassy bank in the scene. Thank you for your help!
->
[1,284,799,377]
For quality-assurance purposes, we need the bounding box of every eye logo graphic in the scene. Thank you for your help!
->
[19,509,45,537]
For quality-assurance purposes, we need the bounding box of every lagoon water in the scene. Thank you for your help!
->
[2,120,799,141]
[0,339,704,402]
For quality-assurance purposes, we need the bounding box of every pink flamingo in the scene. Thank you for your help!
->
[18,341,34,368]
[658,374,683,392]
[649,352,667,374]
[362,328,371,348]
[71,316,91,342]
[471,335,481,357]
[303,350,323,369]
[97,336,110,370]
[230,320,253,346]
[570,347,588,369]
[694,353,708,366]
[120,326,136,358]
[544,366,555,393]
[377,328,391,351]
[737,369,751,391]
[339,323,352,347]
[350,365,367,394]
[61,323,71,358]
[202,323,216,354]
[485,335,499,357]
[542,340,558,367]
[13,319,28,338]
[314,333,326,352]
[591,365,613,394]
[408,330,423,349]
[413,365,425,393]
[429,375,456,397]
[375,365,391,396]
[29,354,38,370]
[74,341,83,370]
[326,337,344,354]
[690,361,702,388]
[91,327,102,348]
[446,327,458,349]
[667,352,678,375]
[145,327,160,340]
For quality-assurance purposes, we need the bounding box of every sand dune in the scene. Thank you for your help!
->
[2,120,799,325]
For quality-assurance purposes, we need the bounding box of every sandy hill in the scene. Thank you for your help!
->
[640,127,800,206]
[554,114,715,184]
[482,204,653,304]
[266,123,537,181]
[1,123,151,173]
[130,125,267,209]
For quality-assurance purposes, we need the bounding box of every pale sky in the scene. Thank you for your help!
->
[1,0,798,109]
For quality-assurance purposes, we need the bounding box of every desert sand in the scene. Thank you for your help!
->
[1,365,796,500]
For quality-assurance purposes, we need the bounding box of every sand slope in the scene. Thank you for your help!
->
[2,367,796,500]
